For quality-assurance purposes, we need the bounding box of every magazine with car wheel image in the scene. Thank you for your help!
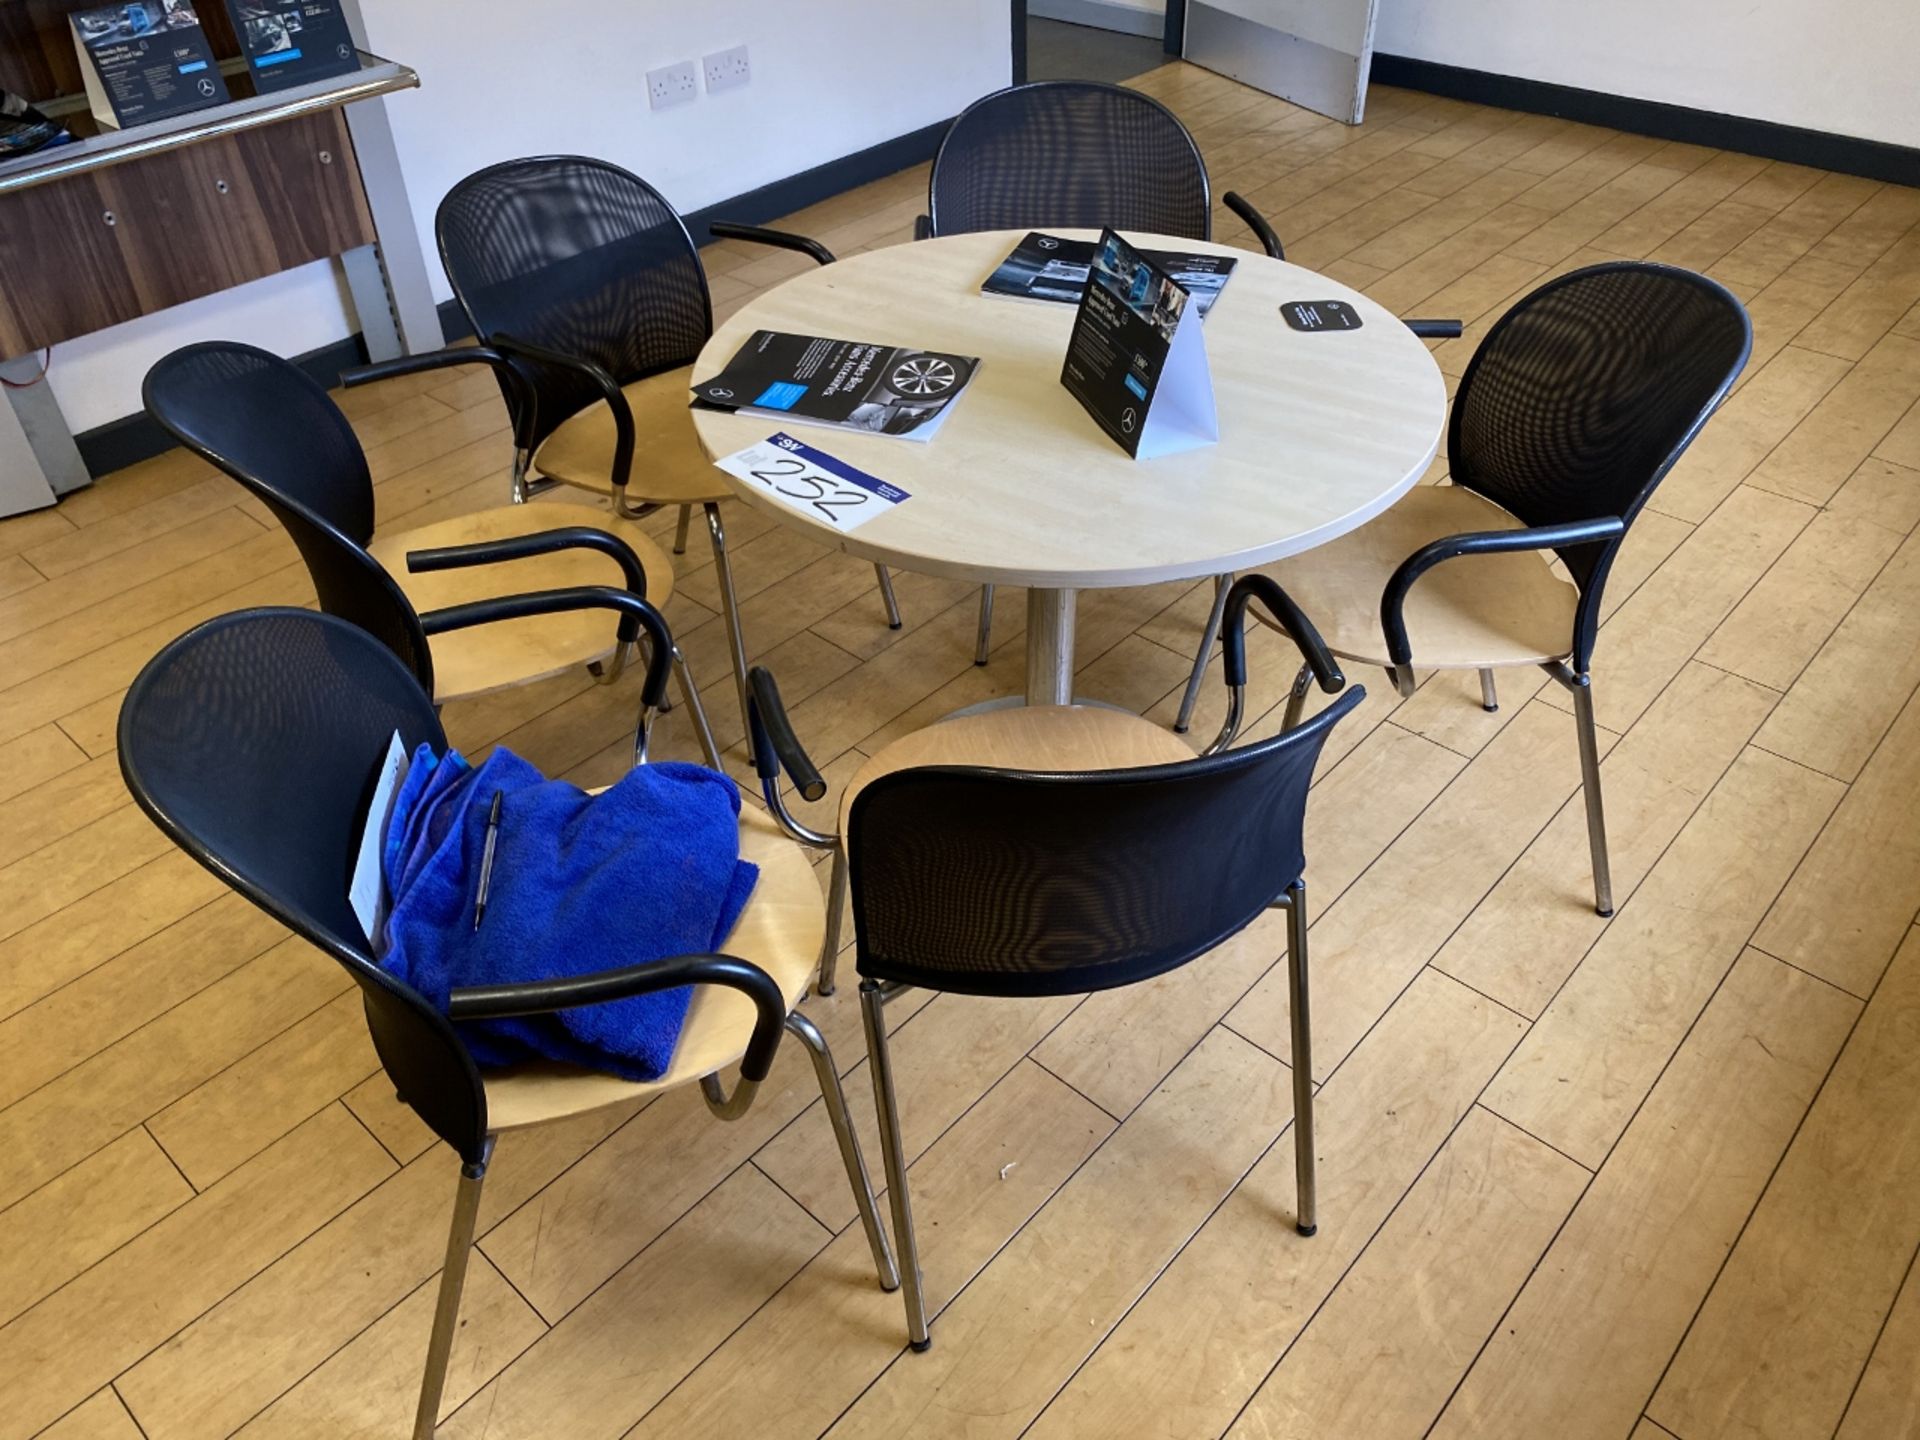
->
[690,331,981,442]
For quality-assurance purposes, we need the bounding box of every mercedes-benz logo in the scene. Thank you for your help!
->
[197,77,216,96]
[337,43,353,58]
[889,356,957,396]
[1121,408,1137,434]
[708,386,734,400]
[1037,236,1060,250]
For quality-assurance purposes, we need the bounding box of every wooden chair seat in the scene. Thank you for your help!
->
[532,366,733,504]
[1262,485,1579,670]
[483,804,825,1131]
[367,502,677,701]
[841,703,1196,835]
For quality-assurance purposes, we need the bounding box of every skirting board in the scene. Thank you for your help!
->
[1031,0,1165,40]
[71,117,954,479]
[74,332,371,478]
[1371,52,1920,190]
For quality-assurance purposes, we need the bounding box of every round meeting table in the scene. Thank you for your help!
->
[687,229,1447,706]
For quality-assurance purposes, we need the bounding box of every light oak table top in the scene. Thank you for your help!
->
[686,229,1447,591]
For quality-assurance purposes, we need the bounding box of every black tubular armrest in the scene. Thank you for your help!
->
[488,332,634,494]
[746,666,825,803]
[447,953,787,1082]
[341,344,512,389]
[1404,318,1464,339]
[1223,191,1284,260]
[707,221,836,267]
[419,586,673,707]
[341,344,536,451]
[1380,517,1628,666]
[1221,575,1343,691]
[405,526,648,597]
[913,214,933,242]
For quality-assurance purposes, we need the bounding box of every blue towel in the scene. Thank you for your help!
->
[377,748,759,1080]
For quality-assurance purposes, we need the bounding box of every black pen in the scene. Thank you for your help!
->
[473,790,503,931]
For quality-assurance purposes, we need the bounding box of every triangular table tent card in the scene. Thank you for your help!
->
[1059,228,1219,460]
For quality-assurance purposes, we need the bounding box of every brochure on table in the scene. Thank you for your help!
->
[71,2,229,130]
[983,231,1238,318]
[225,0,361,91]
[690,331,981,442]
[1060,229,1218,460]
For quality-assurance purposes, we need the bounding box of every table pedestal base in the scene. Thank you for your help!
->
[1026,587,1077,705]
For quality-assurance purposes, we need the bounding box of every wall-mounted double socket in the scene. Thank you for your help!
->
[645,59,699,110]
[703,45,751,94]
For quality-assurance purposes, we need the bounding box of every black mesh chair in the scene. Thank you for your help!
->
[144,341,720,767]
[1185,262,1752,915]
[118,608,896,1438]
[366,155,902,750]
[918,81,1279,254]
[747,574,1359,1348]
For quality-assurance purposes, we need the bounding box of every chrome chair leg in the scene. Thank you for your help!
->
[1479,668,1499,712]
[673,504,692,555]
[876,565,903,630]
[861,981,930,1350]
[1282,884,1316,1237]
[974,585,994,666]
[1572,673,1614,917]
[670,644,724,771]
[703,502,756,763]
[785,1009,900,1292]
[819,845,848,996]
[1282,663,1314,732]
[413,1141,491,1440]
[1174,572,1233,735]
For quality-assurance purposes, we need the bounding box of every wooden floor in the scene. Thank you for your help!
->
[4,60,1920,1440]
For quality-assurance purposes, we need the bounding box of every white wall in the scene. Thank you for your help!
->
[47,0,1011,433]
[359,0,1011,307]
[1375,0,1920,150]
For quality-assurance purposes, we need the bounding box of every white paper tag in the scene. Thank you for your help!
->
[349,730,409,949]
[713,432,911,532]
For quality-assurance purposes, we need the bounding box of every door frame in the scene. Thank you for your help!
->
[1013,0,1187,77]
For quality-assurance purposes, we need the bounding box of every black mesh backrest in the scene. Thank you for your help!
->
[1450,262,1750,668]
[436,156,713,453]
[927,82,1211,240]
[848,689,1362,997]
[118,609,488,1161]
[144,342,435,691]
